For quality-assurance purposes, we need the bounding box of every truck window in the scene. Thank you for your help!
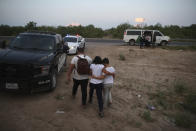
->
[127,31,141,35]
[9,35,55,51]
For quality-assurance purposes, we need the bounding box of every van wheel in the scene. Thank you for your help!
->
[160,41,168,46]
[129,40,135,46]
[50,69,57,91]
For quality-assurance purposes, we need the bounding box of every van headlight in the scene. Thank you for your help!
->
[70,46,77,49]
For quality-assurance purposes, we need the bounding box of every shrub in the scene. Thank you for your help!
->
[184,92,196,114]
[174,82,187,94]
[119,54,126,61]
[154,91,169,109]
[141,111,154,122]
[174,112,192,128]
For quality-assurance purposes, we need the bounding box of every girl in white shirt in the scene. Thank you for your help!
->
[92,58,115,108]
[89,56,104,117]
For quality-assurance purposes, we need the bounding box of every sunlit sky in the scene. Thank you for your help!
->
[0,0,196,29]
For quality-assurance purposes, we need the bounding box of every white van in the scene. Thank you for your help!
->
[123,29,170,46]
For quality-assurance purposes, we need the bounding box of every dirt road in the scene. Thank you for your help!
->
[0,44,196,131]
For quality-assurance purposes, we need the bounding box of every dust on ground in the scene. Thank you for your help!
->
[0,44,196,131]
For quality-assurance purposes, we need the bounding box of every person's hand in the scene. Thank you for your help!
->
[92,75,96,79]
[66,74,71,84]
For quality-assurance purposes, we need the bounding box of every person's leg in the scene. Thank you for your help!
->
[72,78,80,97]
[109,92,112,103]
[108,84,113,104]
[140,42,142,49]
[88,83,94,103]
[95,83,103,113]
[80,79,88,105]
[103,84,109,108]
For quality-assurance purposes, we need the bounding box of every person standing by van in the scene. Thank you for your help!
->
[67,47,92,107]
[88,56,104,117]
[136,35,144,49]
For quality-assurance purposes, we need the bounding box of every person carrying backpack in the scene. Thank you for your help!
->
[67,46,92,107]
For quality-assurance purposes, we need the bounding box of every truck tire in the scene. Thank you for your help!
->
[50,69,57,91]
[129,40,135,46]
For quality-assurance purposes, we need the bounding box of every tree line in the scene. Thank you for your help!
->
[0,21,196,39]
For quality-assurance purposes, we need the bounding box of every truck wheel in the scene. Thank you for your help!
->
[129,40,135,46]
[50,69,57,91]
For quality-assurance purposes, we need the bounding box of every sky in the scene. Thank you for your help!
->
[0,0,196,29]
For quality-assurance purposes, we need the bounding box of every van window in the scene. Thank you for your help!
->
[127,31,141,35]
[154,32,162,36]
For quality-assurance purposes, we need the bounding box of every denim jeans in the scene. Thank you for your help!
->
[89,83,103,112]
[103,84,113,107]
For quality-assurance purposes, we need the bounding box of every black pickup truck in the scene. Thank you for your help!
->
[0,31,69,93]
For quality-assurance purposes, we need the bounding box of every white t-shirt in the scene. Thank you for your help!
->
[90,64,104,84]
[103,66,115,84]
[71,54,92,80]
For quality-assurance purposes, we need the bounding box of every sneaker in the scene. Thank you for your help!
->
[99,112,104,118]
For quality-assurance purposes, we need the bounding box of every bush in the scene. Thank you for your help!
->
[184,92,196,114]
[119,54,126,61]
[174,112,192,128]
[153,91,169,109]
[174,82,187,94]
[141,111,154,122]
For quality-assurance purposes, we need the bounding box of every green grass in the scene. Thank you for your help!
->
[174,81,187,95]
[119,54,126,61]
[174,112,192,128]
[152,91,169,109]
[141,111,154,122]
[55,94,64,100]
[184,92,196,114]
[161,45,196,51]
[130,120,142,128]
[173,81,196,114]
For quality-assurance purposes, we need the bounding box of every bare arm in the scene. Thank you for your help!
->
[103,68,115,75]
[89,69,92,76]
[67,64,75,82]
[92,75,105,80]
[103,68,116,79]
[112,73,115,79]
[91,68,105,80]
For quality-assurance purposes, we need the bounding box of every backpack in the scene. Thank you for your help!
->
[76,56,90,75]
